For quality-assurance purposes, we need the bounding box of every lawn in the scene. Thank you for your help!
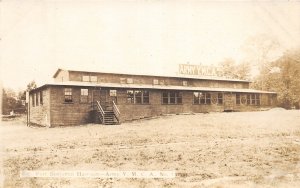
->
[1,109,300,187]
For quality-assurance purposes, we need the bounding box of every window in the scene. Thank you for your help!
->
[246,94,260,105]
[236,94,241,105]
[90,76,97,82]
[247,94,251,105]
[218,93,223,104]
[36,92,39,106]
[256,94,260,105]
[162,91,182,104]
[183,81,188,86]
[134,90,142,104]
[127,90,134,103]
[110,90,117,97]
[127,90,150,104]
[80,89,88,103]
[251,94,256,105]
[143,91,150,104]
[193,92,199,104]
[153,79,159,85]
[64,88,73,102]
[120,78,126,84]
[193,92,211,105]
[127,78,133,84]
[160,80,165,85]
[82,76,89,82]
[40,91,43,105]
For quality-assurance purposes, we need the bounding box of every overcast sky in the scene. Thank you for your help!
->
[1,0,300,90]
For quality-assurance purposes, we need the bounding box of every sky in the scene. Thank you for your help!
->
[1,0,300,90]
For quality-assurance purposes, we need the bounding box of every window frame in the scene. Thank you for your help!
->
[90,76,97,82]
[236,93,241,105]
[193,92,211,105]
[246,93,261,106]
[161,91,182,105]
[126,90,150,104]
[64,88,73,103]
[127,78,133,84]
[82,75,90,82]
[217,93,223,105]
[80,88,89,103]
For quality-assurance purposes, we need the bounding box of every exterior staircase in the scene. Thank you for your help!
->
[95,101,120,125]
[103,110,117,125]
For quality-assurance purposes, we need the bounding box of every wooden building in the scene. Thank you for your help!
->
[28,68,277,127]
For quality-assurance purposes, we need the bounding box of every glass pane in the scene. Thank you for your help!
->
[135,90,142,97]
[169,97,175,104]
[170,92,176,98]
[143,90,149,97]
[135,96,142,104]
[81,89,88,96]
[127,97,133,103]
[90,76,97,82]
[65,96,72,102]
[206,98,211,104]
[193,92,199,104]
[162,92,168,98]
[143,97,149,104]
[82,76,89,82]
[162,98,168,104]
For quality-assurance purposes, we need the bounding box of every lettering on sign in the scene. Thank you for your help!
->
[179,64,223,77]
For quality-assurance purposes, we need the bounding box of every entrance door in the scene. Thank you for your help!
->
[108,89,117,104]
[224,92,234,111]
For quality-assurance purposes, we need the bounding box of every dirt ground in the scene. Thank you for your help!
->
[1,109,300,188]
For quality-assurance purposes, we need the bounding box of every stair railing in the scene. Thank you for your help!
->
[96,101,105,124]
[112,101,121,123]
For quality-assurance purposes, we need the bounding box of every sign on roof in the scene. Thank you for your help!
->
[179,64,223,77]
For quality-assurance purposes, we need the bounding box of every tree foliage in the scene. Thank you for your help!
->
[2,88,21,115]
[2,80,36,114]
[218,58,251,80]
[254,49,300,109]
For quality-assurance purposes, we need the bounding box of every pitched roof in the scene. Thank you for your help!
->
[53,68,252,83]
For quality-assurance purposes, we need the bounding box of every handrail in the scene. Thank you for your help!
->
[96,101,105,115]
[112,101,120,115]
[96,101,105,123]
[112,101,120,123]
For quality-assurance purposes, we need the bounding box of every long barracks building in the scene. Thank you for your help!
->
[29,68,277,127]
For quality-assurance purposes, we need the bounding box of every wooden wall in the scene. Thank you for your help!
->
[42,86,276,126]
[68,71,249,89]
[29,88,51,127]
[49,86,94,126]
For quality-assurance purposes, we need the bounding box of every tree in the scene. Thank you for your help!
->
[241,34,282,89]
[218,58,251,80]
[261,49,300,109]
[26,80,37,91]
[1,80,36,115]
[2,88,18,115]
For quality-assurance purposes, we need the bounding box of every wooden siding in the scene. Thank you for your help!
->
[68,71,249,89]
[54,69,69,83]
[38,86,276,126]
[29,88,51,127]
[49,86,94,126]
